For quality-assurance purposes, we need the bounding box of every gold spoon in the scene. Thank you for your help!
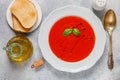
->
[103,9,116,70]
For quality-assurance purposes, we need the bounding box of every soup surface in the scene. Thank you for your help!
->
[49,16,96,62]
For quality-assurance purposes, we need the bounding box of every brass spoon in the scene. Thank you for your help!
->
[103,9,116,70]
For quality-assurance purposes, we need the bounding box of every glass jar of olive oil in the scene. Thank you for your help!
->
[6,35,33,62]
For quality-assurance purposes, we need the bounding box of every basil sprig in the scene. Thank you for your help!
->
[63,28,80,36]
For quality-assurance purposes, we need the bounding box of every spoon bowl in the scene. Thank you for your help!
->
[104,10,116,31]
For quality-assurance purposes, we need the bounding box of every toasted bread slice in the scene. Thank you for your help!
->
[12,15,30,33]
[10,0,38,29]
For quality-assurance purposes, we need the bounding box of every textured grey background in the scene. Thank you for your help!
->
[0,0,120,80]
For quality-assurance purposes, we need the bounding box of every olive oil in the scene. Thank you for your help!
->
[6,35,33,62]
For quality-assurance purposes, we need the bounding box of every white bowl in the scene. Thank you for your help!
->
[6,0,42,33]
[38,5,106,73]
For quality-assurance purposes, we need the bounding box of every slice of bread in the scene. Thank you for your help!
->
[10,0,38,29]
[12,15,30,33]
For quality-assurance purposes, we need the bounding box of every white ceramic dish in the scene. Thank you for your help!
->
[6,0,42,33]
[38,5,106,73]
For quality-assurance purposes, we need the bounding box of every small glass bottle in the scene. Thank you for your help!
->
[4,35,33,62]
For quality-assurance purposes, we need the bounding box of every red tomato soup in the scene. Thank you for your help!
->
[49,16,96,62]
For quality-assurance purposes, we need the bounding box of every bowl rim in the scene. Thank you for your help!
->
[38,5,106,73]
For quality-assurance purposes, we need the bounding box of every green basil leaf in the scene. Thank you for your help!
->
[73,28,80,36]
[63,28,72,36]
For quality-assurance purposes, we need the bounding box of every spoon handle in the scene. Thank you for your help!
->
[108,32,114,70]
